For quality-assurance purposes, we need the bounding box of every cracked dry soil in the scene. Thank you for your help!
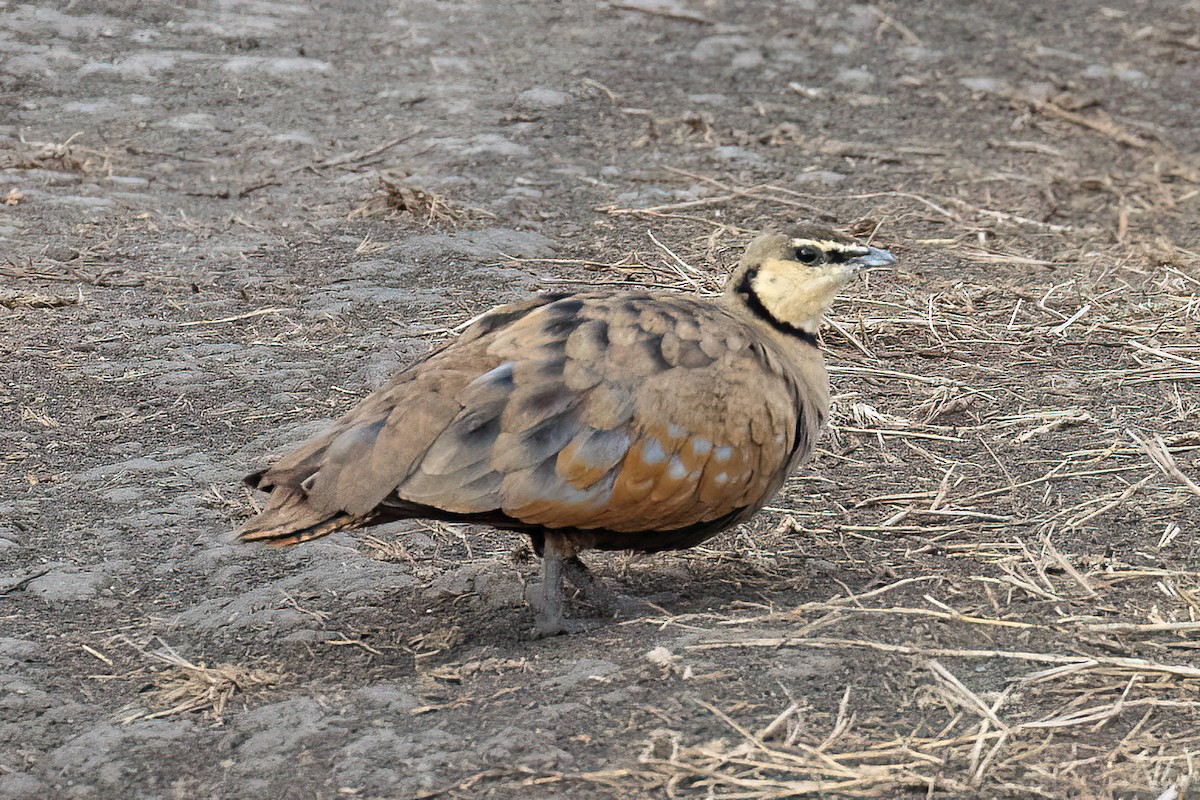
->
[3,1,1200,798]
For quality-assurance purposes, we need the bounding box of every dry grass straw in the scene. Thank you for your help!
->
[9,133,115,175]
[601,529,1200,794]
[118,640,282,724]
[349,172,491,226]
[0,287,80,309]
[614,636,1200,797]
[576,82,1198,796]
[608,563,1200,797]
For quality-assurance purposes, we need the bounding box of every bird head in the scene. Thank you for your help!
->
[729,225,895,336]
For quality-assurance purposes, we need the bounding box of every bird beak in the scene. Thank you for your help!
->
[849,246,896,271]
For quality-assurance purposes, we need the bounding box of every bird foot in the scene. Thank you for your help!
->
[532,614,602,638]
[641,591,680,607]
[528,546,676,635]
[525,581,599,636]
[584,591,656,618]
[561,556,634,616]
[525,579,644,635]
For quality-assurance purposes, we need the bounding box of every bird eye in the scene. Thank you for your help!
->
[794,245,822,264]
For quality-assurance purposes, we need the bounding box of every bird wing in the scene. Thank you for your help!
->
[389,292,821,533]
[243,293,565,513]
[241,292,824,545]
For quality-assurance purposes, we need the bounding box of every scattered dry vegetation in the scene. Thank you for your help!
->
[474,83,1200,798]
[0,288,79,309]
[349,172,489,227]
[6,6,1196,796]
[113,639,282,725]
[7,133,115,175]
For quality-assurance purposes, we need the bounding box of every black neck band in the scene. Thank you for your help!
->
[735,269,819,347]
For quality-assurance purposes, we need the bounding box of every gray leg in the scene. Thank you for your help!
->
[534,535,569,637]
[532,537,605,636]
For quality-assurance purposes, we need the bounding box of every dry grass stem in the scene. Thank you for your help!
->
[119,643,281,724]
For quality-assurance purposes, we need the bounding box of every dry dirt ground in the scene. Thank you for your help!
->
[3,1,1200,798]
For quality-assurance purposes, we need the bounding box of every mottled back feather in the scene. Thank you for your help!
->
[241,290,829,552]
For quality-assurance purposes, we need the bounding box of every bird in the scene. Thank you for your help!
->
[238,224,895,635]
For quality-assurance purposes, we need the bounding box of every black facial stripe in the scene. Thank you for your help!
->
[824,248,867,264]
[735,268,818,347]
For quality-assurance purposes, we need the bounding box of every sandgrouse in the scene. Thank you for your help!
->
[239,225,894,635]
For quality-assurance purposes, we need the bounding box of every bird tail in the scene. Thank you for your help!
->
[238,486,375,546]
